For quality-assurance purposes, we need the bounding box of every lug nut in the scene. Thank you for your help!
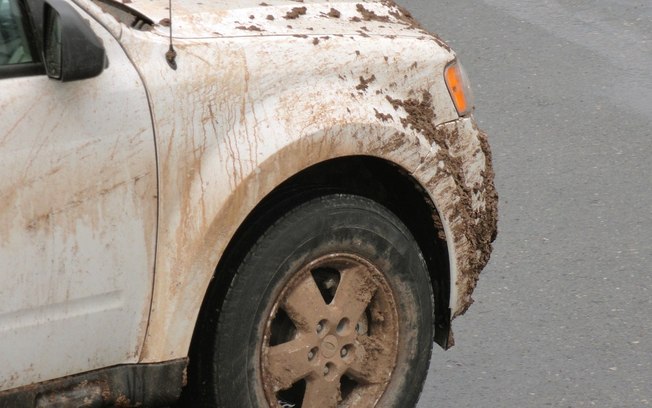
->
[317,319,329,335]
[308,347,319,361]
[323,365,330,375]
[340,347,348,358]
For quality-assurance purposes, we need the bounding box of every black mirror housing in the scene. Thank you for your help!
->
[43,0,105,81]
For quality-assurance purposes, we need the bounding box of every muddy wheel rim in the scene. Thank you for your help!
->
[261,253,399,408]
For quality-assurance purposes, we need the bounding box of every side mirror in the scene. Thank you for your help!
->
[43,0,105,81]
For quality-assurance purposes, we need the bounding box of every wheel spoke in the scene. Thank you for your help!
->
[301,376,341,408]
[331,264,378,323]
[282,273,329,332]
[346,335,394,385]
[264,337,314,392]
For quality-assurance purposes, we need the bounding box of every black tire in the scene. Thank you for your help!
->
[196,194,433,407]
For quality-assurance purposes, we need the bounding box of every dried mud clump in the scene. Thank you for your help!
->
[374,108,393,122]
[437,126,498,318]
[356,74,377,91]
[327,8,341,18]
[284,6,307,19]
[385,91,440,145]
[477,131,499,243]
[386,91,498,318]
[379,0,451,51]
[356,3,390,22]
[385,95,401,110]
[236,25,263,32]
[378,0,423,30]
[432,212,446,241]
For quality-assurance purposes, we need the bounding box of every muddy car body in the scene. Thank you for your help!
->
[0,0,497,406]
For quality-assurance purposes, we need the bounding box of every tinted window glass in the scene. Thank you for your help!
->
[0,0,34,65]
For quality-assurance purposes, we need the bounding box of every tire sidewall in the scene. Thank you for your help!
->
[214,195,434,407]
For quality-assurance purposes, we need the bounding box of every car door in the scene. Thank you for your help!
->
[0,0,157,390]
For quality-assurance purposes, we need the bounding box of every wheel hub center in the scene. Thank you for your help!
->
[320,335,339,359]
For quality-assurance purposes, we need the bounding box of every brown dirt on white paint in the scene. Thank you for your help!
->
[379,0,452,51]
[355,3,390,22]
[284,6,307,19]
[236,25,263,32]
[385,91,498,317]
[327,8,341,18]
[356,74,377,91]
[437,128,498,317]
[373,108,393,122]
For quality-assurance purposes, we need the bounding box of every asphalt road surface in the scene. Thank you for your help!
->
[404,1,652,407]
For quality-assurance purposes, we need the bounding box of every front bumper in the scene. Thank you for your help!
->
[415,117,498,325]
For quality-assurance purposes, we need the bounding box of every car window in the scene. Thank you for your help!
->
[0,0,34,65]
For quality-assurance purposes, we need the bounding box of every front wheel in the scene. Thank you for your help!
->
[201,195,434,407]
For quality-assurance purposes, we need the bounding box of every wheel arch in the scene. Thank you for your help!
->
[188,155,452,373]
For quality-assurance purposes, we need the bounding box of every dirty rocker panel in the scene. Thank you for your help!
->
[0,359,187,407]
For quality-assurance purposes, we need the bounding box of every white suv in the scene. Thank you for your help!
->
[0,0,498,406]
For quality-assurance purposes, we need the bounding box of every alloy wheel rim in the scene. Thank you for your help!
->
[261,253,399,408]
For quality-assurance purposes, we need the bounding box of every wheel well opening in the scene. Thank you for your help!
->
[184,156,451,398]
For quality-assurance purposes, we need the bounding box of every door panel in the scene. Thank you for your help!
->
[0,3,157,390]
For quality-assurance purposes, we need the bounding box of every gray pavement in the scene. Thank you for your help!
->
[406,1,652,407]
